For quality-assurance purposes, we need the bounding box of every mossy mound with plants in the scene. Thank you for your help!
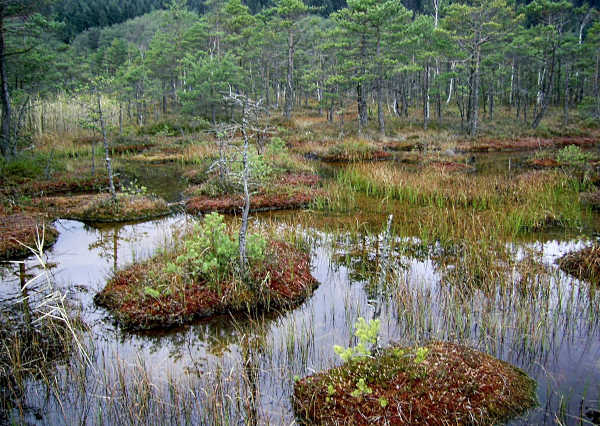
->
[1,173,117,198]
[185,173,320,214]
[558,244,600,284]
[0,214,58,260]
[30,189,171,223]
[457,136,597,153]
[294,341,536,425]
[65,193,171,223]
[94,213,318,330]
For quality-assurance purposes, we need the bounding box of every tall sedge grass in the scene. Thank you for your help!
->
[327,163,586,239]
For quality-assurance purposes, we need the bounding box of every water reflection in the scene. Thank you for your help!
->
[1,215,600,425]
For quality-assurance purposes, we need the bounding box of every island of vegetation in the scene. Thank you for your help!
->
[0,213,58,260]
[294,319,536,425]
[94,213,318,330]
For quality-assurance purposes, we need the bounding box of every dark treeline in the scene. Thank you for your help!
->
[48,0,600,41]
[1,0,600,157]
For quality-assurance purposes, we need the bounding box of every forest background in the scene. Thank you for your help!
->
[1,0,600,159]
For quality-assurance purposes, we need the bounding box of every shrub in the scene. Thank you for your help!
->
[175,212,266,286]
[556,145,594,166]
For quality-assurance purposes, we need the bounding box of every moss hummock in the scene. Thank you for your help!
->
[185,173,320,214]
[31,193,171,223]
[294,342,536,425]
[94,239,318,330]
[558,244,600,284]
[0,214,58,260]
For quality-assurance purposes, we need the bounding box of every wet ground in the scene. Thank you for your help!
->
[1,155,600,424]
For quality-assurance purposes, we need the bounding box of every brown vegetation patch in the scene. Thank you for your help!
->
[382,141,417,152]
[276,173,320,187]
[111,142,154,155]
[294,341,536,425]
[30,193,170,223]
[21,174,115,196]
[129,153,182,163]
[182,168,207,184]
[185,173,320,214]
[428,161,474,173]
[558,245,600,284]
[528,158,560,168]
[580,191,600,210]
[317,149,393,163]
[0,214,58,260]
[0,173,118,199]
[94,241,318,330]
[66,193,171,223]
[458,136,597,153]
[185,190,317,214]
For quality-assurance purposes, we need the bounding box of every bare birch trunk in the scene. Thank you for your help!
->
[97,93,116,201]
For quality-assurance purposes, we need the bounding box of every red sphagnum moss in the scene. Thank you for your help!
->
[95,241,318,330]
[294,341,536,425]
[0,214,58,260]
[185,173,320,214]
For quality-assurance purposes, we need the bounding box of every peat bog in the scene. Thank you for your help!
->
[2,111,600,425]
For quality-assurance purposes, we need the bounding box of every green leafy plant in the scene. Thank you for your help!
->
[556,145,594,166]
[327,383,336,396]
[414,347,429,364]
[120,179,148,197]
[334,317,380,362]
[350,378,372,398]
[175,212,266,286]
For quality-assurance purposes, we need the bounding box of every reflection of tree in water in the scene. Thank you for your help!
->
[120,312,278,363]
[329,229,408,307]
[86,222,146,273]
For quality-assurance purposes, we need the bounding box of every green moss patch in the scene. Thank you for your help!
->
[0,214,58,260]
[294,341,536,425]
[558,244,600,284]
[94,239,317,330]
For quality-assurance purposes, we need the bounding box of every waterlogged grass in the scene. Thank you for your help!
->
[325,163,587,238]
[1,220,598,424]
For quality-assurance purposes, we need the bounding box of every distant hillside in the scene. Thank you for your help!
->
[52,0,600,41]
